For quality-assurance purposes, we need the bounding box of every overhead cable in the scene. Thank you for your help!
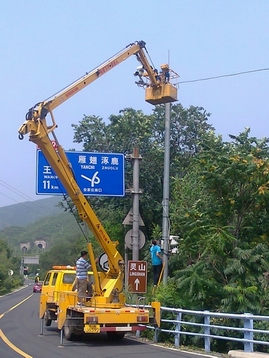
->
[179,67,269,84]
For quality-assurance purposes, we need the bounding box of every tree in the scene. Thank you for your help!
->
[0,238,23,295]
[169,128,269,313]
[71,104,213,239]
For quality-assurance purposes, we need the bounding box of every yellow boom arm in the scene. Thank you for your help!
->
[18,40,178,295]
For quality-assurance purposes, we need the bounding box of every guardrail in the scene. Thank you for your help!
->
[135,305,269,353]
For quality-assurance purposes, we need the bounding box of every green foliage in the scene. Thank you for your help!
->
[0,238,23,295]
[170,128,269,314]
[253,321,269,353]
[71,104,213,238]
[151,278,181,307]
[71,109,269,319]
[38,234,88,277]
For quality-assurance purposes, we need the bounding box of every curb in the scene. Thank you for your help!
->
[229,350,269,358]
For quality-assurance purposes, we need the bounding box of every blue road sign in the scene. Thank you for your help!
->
[36,150,125,196]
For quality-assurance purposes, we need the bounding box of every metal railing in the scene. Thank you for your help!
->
[135,305,269,353]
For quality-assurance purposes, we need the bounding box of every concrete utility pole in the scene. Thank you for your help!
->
[162,103,171,284]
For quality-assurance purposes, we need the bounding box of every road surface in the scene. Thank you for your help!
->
[0,283,216,358]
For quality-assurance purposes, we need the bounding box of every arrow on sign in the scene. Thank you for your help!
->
[81,172,100,187]
[134,278,140,290]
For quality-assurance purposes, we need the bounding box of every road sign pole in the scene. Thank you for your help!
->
[132,147,141,261]
[125,243,128,289]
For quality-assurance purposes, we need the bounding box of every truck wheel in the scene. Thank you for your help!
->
[44,310,52,327]
[107,332,125,340]
[64,325,75,341]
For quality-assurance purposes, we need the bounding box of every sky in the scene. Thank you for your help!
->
[1,0,269,209]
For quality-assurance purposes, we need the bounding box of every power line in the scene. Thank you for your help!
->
[178,67,269,84]
[0,179,57,215]
[0,191,24,206]
[0,179,36,203]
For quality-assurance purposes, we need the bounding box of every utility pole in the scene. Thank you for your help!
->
[162,103,171,284]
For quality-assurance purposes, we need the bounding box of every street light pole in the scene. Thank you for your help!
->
[162,102,171,284]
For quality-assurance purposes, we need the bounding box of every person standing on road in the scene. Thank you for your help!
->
[76,250,91,306]
[150,240,163,286]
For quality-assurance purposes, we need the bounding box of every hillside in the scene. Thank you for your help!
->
[0,197,63,230]
[0,210,84,248]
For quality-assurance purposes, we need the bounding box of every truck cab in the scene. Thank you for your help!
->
[40,266,95,326]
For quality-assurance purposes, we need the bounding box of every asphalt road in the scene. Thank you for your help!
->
[0,283,214,358]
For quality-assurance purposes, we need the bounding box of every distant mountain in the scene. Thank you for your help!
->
[0,197,64,230]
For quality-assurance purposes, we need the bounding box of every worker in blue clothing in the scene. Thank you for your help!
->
[150,240,163,286]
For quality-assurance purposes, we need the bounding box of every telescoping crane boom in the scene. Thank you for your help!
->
[18,40,178,283]
[17,40,176,338]
[19,40,178,125]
